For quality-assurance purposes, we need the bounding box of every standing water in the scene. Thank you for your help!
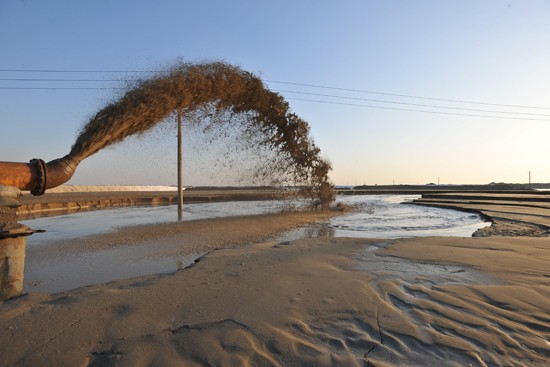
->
[21,195,488,294]
[328,195,488,238]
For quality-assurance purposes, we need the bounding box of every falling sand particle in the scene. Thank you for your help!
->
[70,61,335,208]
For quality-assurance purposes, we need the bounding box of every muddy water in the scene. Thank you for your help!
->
[22,196,488,294]
[22,200,300,244]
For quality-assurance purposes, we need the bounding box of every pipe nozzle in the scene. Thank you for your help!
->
[43,154,80,192]
[0,154,80,196]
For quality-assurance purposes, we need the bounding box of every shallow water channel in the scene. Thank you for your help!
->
[21,195,489,294]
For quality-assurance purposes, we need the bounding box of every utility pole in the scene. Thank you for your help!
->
[177,109,183,215]
[529,171,531,189]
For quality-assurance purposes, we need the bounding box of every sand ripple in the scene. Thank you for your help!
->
[1,236,549,366]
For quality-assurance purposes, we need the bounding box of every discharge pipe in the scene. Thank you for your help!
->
[0,154,80,195]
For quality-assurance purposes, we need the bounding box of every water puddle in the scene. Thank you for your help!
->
[21,195,490,294]
[355,242,498,287]
[22,199,299,246]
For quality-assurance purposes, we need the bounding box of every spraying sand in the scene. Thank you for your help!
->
[68,61,334,207]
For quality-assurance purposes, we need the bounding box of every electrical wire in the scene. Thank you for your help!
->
[0,86,125,90]
[274,90,550,117]
[2,78,547,117]
[0,78,129,82]
[286,98,550,122]
[0,69,154,73]
[1,69,550,119]
[265,79,550,110]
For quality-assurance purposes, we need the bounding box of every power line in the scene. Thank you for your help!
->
[1,68,549,113]
[286,98,550,122]
[1,87,548,121]
[265,79,550,110]
[274,89,550,117]
[2,86,547,118]
[0,86,126,90]
[2,78,547,116]
[0,78,129,82]
[0,69,154,73]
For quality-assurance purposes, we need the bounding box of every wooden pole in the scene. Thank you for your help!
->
[177,109,183,213]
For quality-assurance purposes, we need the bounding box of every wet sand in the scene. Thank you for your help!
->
[1,193,549,366]
[27,211,338,270]
[413,192,550,237]
[17,187,290,219]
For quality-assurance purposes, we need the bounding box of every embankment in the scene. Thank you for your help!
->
[413,191,550,236]
[17,188,290,219]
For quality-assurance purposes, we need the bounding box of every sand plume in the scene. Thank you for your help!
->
[70,62,334,207]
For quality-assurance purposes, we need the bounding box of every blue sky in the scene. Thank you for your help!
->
[1,0,550,186]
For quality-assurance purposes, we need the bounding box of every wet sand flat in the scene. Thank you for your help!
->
[414,192,550,237]
[1,193,549,366]
[17,187,290,219]
[1,235,549,366]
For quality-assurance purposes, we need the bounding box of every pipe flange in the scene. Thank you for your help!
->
[29,158,47,196]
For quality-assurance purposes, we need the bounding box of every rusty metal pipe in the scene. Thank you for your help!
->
[0,162,33,192]
[0,154,80,195]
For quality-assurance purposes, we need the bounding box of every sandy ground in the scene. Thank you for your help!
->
[1,194,549,366]
[27,211,338,262]
[45,185,179,193]
[413,192,550,237]
[17,187,290,219]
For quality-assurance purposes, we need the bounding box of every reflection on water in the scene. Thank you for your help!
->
[355,242,497,287]
[25,243,203,294]
[22,200,302,246]
[329,195,488,238]
[21,195,489,294]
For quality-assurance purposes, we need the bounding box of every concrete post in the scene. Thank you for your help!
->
[177,109,183,214]
[0,185,32,300]
[0,237,26,300]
